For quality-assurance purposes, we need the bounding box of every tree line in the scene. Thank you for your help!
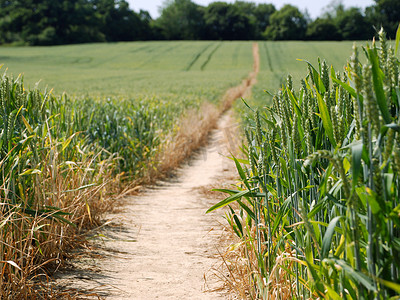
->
[0,0,398,45]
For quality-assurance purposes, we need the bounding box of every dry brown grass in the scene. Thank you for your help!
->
[211,225,298,300]
[0,149,117,299]
[157,102,220,176]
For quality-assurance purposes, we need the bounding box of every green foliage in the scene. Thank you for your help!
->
[264,4,308,40]
[370,0,400,38]
[0,73,113,296]
[0,41,253,98]
[0,40,255,296]
[247,40,356,114]
[306,18,341,41]
[0,0,151,45]
[335,7,372,40]
[213,30,400,298]
[252,4,276,38]
[0,41,255,173]
[0,0,397,43]
[154,0,205,40]
[203,2,257,40]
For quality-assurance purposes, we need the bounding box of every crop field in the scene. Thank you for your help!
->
[1,41,360,101]
[0,40,256,297]
[249,41,356,108]
[2,36,399,298]
[0,41,253,100]
[210,31,400,299]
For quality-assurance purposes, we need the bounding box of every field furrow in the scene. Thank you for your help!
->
[184,43,212,71]
[200,42,222,71]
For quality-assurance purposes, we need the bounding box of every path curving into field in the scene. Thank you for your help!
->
[55,43,259,299]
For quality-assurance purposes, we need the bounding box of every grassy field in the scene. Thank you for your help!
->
[0,41,253,100]
[248,41,356,109]
[1,41,361,103]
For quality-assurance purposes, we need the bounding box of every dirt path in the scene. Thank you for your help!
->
[55,43,259,299]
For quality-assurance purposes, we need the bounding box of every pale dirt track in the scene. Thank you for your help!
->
[54,43,259,299]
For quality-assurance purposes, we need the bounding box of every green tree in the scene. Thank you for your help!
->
[264,4,307,40]
[253,4,276,38]
[61,0,105,44]
[306,18,341,40]
[94,0,148,41]
[335,7,371,40]
[0,0,153,45]
[321,1,373,40]
[203,2,256,40]
[155,0,204,40]
[230,2,275,39]
[0,0,105,45]
[368,0,400,38]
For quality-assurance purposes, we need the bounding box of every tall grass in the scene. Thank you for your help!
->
[210,28,400,298]
[0,73,118,297]
[0,67,210,297]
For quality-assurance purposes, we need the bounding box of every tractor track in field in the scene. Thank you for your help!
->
[185,43,213,71]
[200,43,222,71]
[53,43,259,299]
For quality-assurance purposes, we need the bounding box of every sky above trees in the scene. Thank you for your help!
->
[128,0,375,19]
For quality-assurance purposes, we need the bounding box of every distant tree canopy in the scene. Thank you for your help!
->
[154,0,205,40]
[0,0,151,45]
[0,0,398,45]
[264,4,308,40]
[370,0,400,37]
[202,2,256,40]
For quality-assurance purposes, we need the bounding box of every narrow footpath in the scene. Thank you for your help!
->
[55,43,259,299]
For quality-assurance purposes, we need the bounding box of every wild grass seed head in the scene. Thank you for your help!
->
[378,28,388,70]
[305,123,312,155]
[393,147,400,177]
[337,86,346,141]
[292,114,300,156]
[254,108,263,148]
[372,158,384,203]
[350,44,362,93]
[323,93,331,117]
[388,48,399,88]
[270,128,279,168]
[352,94,362,140]
[309,94,317,131]
[384,128,395,163]
[287,74,293,92]
[279,91,291,137]
[331,105,341,147]
[322,60,330,94]
[362,65,381,135]
[284,90,293,127]
[280,124,287,153]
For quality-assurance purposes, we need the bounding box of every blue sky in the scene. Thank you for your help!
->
[127,0,375,20]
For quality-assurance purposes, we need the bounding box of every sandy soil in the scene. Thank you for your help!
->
[53,43,259,299]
